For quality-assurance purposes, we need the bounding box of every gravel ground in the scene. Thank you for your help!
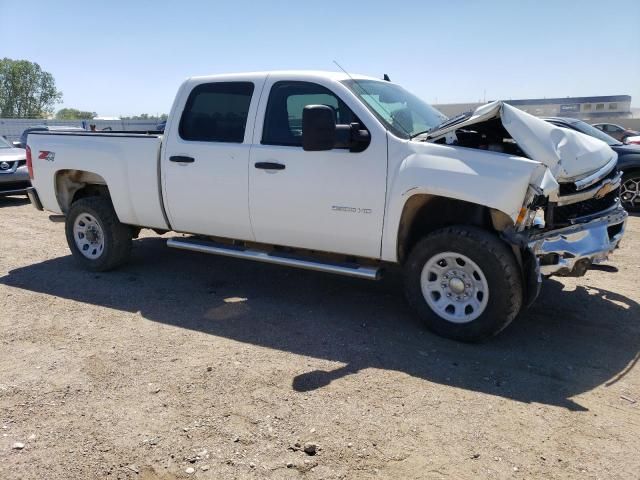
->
[0,196,639,480]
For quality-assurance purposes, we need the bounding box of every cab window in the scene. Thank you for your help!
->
[179,82,254,143]
[262,81,362,147]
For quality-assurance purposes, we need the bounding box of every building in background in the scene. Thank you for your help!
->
[435,95,634,123]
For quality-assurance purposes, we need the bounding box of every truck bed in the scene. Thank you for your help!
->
[28,131,169,230]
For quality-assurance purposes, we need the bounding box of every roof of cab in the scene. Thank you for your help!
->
[187,70,382,83]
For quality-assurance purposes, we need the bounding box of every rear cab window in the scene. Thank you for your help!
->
[179,82,254,143]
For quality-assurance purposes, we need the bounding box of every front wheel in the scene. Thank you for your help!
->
[404,226,523,342]
[65,196,132,271]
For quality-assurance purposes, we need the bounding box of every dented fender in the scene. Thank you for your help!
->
[380,138,549,262]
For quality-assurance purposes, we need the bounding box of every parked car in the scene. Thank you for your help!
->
[623,135,640,146]
[25,71,627,342]
[16,125,85,149]
[544,117,640,210]
[592,123,640,143]
[0,135,29,196]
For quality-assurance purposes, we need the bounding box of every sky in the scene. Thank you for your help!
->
[1,0,639,117]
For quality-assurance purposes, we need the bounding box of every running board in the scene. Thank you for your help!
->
[167,237,381,280]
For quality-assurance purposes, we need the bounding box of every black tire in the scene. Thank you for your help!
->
[620,171,640,211]
[65,196,132,271]
[404,226,523,342]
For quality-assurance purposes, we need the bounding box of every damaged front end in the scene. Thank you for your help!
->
[522,159,627,278]
[506,129,628,280]
[511,165,627,306]
[424,101,628,297]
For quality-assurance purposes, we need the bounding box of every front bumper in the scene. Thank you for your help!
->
[528,204,627,276]
[0,165,30,195]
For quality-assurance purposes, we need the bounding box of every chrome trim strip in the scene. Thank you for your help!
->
[167,238,381,280]
[573,157,617,191]
[556,171,622,206]
[568,200,621,225]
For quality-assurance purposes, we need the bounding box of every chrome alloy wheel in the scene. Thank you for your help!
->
[620,176,640,209]
[73,213,105,259]
[420,252,490,323]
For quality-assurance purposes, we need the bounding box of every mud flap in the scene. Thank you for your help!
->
[522,248,541,308]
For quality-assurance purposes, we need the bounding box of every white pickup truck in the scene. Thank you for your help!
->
[26,71,627,341]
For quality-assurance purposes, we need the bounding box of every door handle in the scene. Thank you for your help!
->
[254,162,285,170]
[170,155,195,163]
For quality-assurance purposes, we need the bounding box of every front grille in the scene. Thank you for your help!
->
[558,165,619,196]
[0,160,18,172]
[550,188,619,226]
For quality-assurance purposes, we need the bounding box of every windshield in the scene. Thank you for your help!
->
[570,120,621,146]
[342,80,447,139]
[0,136,11,149]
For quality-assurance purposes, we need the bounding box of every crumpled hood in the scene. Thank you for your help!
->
[426,101,617,181]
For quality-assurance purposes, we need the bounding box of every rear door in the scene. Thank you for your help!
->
[248,77,388,258]
[162,77,264,239]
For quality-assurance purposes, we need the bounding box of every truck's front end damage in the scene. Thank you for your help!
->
[524,158,627,277]
[424,101,628,290]
[528,205,626,277]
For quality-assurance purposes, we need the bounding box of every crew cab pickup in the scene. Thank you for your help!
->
[26,71,627,341]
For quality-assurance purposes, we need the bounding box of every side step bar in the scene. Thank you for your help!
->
[167,237,381,280]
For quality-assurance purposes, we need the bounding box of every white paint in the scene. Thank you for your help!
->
[29,71,616,265]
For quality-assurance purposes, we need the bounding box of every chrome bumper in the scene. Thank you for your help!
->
[528,205,627,276]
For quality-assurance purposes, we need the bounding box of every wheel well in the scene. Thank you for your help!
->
[55,170,110,214]
[397,195,510,263]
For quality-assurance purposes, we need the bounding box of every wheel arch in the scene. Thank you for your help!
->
[395,193,515,264]
[55,169,110,214]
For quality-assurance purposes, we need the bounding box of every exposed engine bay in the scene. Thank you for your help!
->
[433,117,528,158]
[421,101,627,279]
[425,103,623,232]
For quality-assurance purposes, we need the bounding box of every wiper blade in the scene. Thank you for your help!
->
[410,112,472,139]
[409,129,432,139]
[431,112,471,130]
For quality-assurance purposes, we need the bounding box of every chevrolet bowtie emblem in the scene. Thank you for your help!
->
[594,182,617,199]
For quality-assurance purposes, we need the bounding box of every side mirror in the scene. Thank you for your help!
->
[302,105,336,151]
[12,141,23,149]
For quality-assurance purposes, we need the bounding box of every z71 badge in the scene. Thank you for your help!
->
[38,150,55,161]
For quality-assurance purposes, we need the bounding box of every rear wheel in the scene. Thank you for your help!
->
[65,196,132,271]
[620,171,640,211]
[404,226,523,342]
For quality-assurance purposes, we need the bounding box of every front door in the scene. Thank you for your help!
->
[162,80,260,240]
[249,80,387,259]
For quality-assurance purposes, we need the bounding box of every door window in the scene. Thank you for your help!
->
[262,81,362,147]
[179,82,254,143]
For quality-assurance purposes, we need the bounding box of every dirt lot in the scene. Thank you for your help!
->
[0,196,639,480]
